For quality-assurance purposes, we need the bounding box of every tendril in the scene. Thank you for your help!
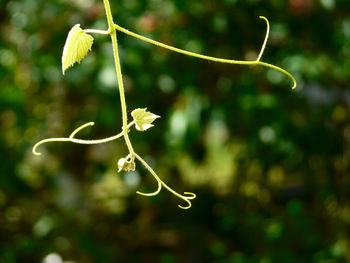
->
[114,16,296,89]
[32,122,130,156]
[134,153,196,209]
[136,179,162,196]
[257,16,270,62]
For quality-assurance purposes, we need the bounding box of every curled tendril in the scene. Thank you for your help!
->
[134,153,196,209]
[136,180,162,197]
[113,16,296,89]
[32,122,127,156]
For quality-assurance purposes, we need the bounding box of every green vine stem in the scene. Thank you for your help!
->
[32,121,135,156]
[33,0,297,209]
[113,16,296,89]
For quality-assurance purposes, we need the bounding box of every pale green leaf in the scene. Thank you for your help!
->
[131,108,160,131]
[62,24,94,75]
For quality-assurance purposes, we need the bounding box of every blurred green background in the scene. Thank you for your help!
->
[1,0,350,262]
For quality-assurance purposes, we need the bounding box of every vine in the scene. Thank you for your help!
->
[33,0,296,209]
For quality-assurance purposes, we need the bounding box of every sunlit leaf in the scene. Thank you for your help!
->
[62,24,94,75]
[131,108,160,131]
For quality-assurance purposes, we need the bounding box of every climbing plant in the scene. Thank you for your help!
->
[33,0,296,209]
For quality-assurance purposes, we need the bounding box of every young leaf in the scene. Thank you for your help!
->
[62,24,94,75]
[131,108,160,131]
